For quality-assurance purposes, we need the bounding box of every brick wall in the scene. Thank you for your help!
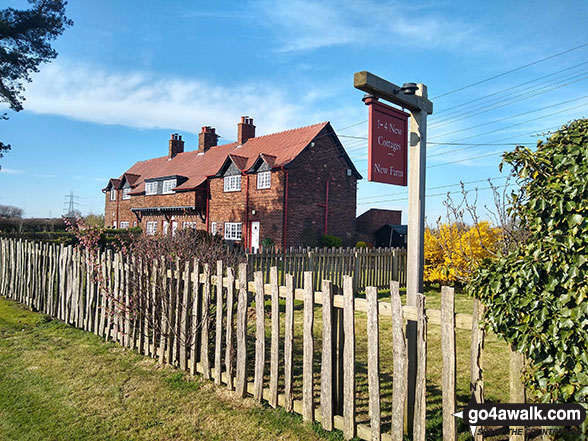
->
[208,175,247,240]
[208,170,285,249]
[104,190,117,227]
[286,127,358,247]
[104,188,206,230]
[247,170,285,248]
[356,209,402,236]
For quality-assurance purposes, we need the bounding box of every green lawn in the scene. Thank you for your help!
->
[0,286,524,441]
[0,297,346,441]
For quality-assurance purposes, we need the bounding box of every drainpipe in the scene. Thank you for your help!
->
[116,189,119,227]
[324,180,329,236]
[282,167,289,250]
[206,183,210,232]
[244,173,249,251]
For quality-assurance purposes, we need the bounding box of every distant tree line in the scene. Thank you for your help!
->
[0,204,24,218]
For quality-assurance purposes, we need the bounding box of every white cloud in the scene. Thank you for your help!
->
[23,62,309,138]
[252,0,479,53]
[0,168,25,175]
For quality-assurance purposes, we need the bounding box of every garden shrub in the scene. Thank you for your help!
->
[321,234,342,248]
[424,221,501,284]
[468,119,588,404]
[261,237,275,249]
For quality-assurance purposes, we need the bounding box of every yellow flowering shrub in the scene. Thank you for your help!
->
[424,221,501,284]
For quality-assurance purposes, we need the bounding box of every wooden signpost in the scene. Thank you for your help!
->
[354,71,433,435]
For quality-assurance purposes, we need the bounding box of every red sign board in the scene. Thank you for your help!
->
[365,97,409,186]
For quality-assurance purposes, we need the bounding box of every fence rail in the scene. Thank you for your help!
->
[246,246,407,291]
[0,239,526,440]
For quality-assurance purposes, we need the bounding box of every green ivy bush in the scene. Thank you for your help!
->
[468,119,588,404]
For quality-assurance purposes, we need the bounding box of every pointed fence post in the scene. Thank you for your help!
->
[253,271,265,402]
[390,281,406,441]
[441,286,457,441]
[235,263,248,398]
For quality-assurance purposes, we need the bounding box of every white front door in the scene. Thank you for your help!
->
[251,221,260,252]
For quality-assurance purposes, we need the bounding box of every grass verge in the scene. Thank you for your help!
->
[0,297,347,441]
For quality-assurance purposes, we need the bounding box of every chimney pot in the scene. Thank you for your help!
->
[169,132,185,158]
[238,116,255,145]
[199,125,218,152]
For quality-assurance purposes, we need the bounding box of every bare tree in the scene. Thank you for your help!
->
[0,204,24,218]
[431,177,527,284]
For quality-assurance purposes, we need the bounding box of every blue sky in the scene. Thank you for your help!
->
[1,0,588,225]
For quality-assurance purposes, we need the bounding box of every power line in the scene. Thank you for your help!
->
[427,150,506,168]
[428,123,566,158]
[429,72,588,129]
[431,60,588,117]
[358,183,510,205]
[357,176,508,201]
[445,100,588,143]
[339,134,368,140]
[430,94,588,139]
[431,42,588,100]
[428,141,531,146]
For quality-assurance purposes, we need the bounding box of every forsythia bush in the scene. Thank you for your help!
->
[424,221,501,284]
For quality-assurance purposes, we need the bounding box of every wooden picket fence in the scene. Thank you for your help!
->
[0,238,527,441]
[246,246,407,291]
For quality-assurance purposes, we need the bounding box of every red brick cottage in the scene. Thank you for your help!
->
[103,117,362,251]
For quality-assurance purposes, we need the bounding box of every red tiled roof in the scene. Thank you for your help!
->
[102,178,121,192]
[258,153,277,168]
[227,154,248,172]
[117,122,347,195]
[123,173,140,186]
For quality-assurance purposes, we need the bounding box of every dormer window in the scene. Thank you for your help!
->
[224,175,241,192]
[145,181,157,195]
[162,179,176,194]
[110,190,116,201]
[257,171,271,189]
[122,187,131,200]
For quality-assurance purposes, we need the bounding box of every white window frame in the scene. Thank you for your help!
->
[210,221,217,235]
[224,222,242,240]
[162,179,176,194]
[146,221,157,235]
[257,171,271,189]
[119,221,129,229]
[223,175,241,192]
[133,221,137,227]
[110,190,116,201]
[183,221,197,229]
[122,187,131,200]
[112,221,117,228]
[145,181,158,195]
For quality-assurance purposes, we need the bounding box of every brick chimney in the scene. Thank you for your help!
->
[198,126,218,153]
[237,116,255,145]
[168,133,184,158]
